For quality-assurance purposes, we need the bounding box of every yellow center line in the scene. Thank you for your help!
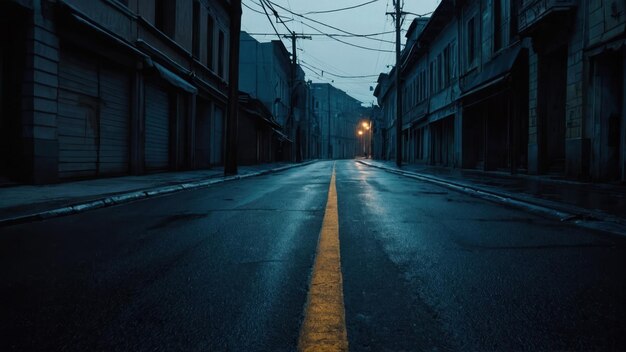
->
[298,162,349,352]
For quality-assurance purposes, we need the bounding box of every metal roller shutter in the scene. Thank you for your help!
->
[99,67,130,174]
[212,106,224,165]
[58,53,99,179]
[145,83,170,170]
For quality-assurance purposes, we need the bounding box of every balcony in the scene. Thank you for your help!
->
[518,0,577,34]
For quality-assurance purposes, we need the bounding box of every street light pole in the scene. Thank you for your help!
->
[394,0,403,167]
[357,129,364,157]
[367,119,374,159]
[361,120,372,158]
[284,31,311,163]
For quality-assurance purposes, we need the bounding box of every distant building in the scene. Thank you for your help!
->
[310,83,365,159]
[0,0,234,184]
[374,71,397,161]
[375,0,626,182]
[239,31,306,161]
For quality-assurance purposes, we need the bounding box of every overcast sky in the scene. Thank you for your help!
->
[241,0,441,106]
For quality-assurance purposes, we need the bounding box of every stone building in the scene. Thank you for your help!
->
[522,0,625,181]
[0,0,235,184]
[457,0,529,172]
[375,0,625,182]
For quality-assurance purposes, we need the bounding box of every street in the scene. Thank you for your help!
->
[1,160,626,351]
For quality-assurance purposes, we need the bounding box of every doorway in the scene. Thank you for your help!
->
[592,50,624,181]
[538,45,567,174]
[0,6,26,184]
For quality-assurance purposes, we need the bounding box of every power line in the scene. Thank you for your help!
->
[243,30,397,38]
[374,0,392,75]
[300,61,379,79]
[299,21,394,53]
[300,49,360,77]
[242,1,265,15]
[261,0,292,34]
[304,0,379,15]
[404,10,434,17]
[258,0,283,43]
[262,0,396,44]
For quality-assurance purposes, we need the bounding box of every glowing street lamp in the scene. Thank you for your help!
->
[359,119,373,158]
[357,130,364,136]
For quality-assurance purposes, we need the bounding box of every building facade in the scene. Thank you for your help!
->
[239,31,298,161]
[0,0,235,184]
[374,72,397,161]
[237,92,281,165]
[375,0,626,182]
[311,83,365,159]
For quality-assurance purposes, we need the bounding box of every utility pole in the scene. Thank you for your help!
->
[284,31,311,163]
[388,0,403,167]
[327,84,331,159]
[224,0,242,175]
[394,0,403,167]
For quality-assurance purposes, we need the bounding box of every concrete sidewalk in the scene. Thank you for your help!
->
[0,161,318,227]
[357,159,626,237]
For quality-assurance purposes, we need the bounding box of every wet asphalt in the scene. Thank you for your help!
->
[1,160,626,351]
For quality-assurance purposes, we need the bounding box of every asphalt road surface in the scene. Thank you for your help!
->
[1,160,625,351]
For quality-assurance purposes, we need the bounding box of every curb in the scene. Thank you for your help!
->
[357,160,626,237]
[0,160,319,228]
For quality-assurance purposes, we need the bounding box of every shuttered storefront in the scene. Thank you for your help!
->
[99,67,130,174]
[211,106,224,165]
[144,83,171,170]
[58,52,131,179]
[58,54,99,178]
[194,99,212,168]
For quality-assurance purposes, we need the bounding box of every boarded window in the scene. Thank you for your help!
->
[218,30,225,77]
[155,0,176,38]
[467,16,477,66]
[192,1,200,58]
[207,14,214,70]
[494,0,502,52]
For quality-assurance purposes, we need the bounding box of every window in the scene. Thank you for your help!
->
[218,30,225,78]
[192,1,200,58]
[437,53,443,90]
[443,45,451,87]
[155,0,176,38]
[510,0,518,40]
[430,61,435,93]
[467,16,477,66]
[449,43,456,79]
[493,0,502,52]
[404,87,408,111]
[207,14,214,70]
[419,70,425,101]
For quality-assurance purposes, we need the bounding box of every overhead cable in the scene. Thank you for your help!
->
[299,21,394,53]
[304,0,379,15]
[244,30,397,38]
[300,61,379,79]
[258,0,284,42]
[262,0,396,44]
[261,0,292,34]
[242,1,266,15]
